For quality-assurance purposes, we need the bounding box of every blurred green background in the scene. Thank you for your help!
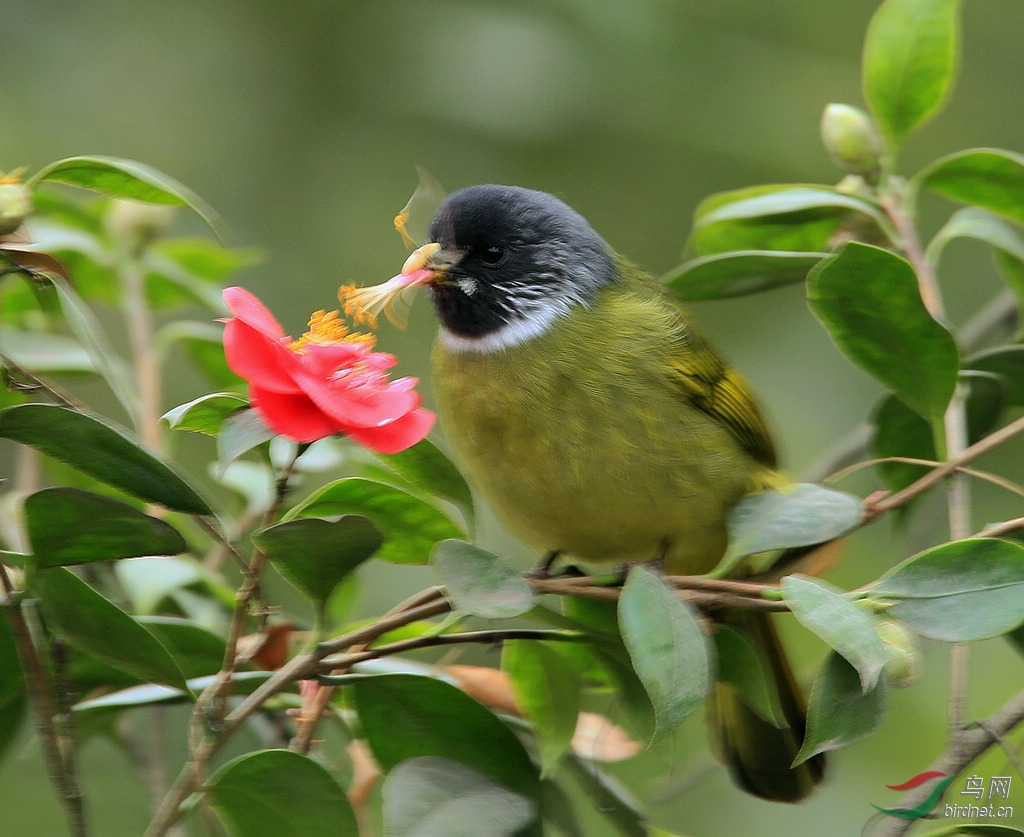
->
[4,1,1024,834]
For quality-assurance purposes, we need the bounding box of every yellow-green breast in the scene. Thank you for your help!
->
[431,268,775,574]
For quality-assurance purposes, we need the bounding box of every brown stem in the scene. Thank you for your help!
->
[4,599,87,837]
[870,686,1024,836]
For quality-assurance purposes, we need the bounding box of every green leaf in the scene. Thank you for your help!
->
[52,276,141,425]
[696,186,887,228]
[871,394,934,495]
[206,749,358,837]
[432,539,533,619]
[870,538,1024,641]
[662,250,827,301]
[967,346,1024,407]
[162,393,248,436]
[793,652,886,765]
[916,148,1024,227]
[687,184,890,257]
[781,575,887,692]
[617,567,711,740]
[137,616,227,680]
[32,567,188,690]
[716,483,861,576]
[350,673,541,828]
[502,641,581,775]
[0,404,213,514]
[252,516,382,610]
[862,0,961,149]
[0,328,93,373]
[382,756,534,837]
[712,625,781,727]
[871,371,1005,498]
[217,408,275,469]
[372,437,475,532]
[24,487,186,568]
[927,206,1024,268]
[807,241,960,432]
[287,478,463,566]
[31,156,228,240]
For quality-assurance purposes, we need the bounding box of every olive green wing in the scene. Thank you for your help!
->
[613,258,778,469]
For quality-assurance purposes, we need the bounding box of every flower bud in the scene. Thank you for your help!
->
[876,619,921,688]
[820,104,883,176]
[0,180,33,235]
[105,199,176,253]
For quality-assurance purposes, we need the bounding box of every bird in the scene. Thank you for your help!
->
[368,184,824,802]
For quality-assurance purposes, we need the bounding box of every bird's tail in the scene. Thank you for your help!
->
[707,608,825,803]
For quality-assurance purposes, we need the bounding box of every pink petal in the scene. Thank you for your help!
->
[347,408,436,454]
[292,365,419,428]
[224,320,303,394]
[223,287,287,339]
[250,385,342,443]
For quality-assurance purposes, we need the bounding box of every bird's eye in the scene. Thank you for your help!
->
[480,245,506,266]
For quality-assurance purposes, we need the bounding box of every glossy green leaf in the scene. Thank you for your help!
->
[697,186,887,228]
[871,394,934,495]
[31,155,227,240]
[372,437,475,532]
[351,673,541,825]
[0,692,27,765]
[927,206,1024,268]
[289,477,462,565]
[24,487,186,567]
[432,539,533,619]
[793,652,886,765]
[52,276,141,425]
[618,567,711,740]
[862,0,961,148]
[0,328,93,373]
[917,148,1024,227]
[382,756,534,837]
[781,575,887,692]
[206,749,357,837]
[0,403,213,515]
[538,779,585,837]
[870,538,1024,641]
[807,241,959,431]
[217,408,275,469]
[713,624,783,727]
[503,641,581,775]
[32,567,188,690]
[162,393,248,436]
[252,515,382,609]
[663,250,826,301]
[967,346,1024,407]
[137,616,227,680]
[716,483,861,576]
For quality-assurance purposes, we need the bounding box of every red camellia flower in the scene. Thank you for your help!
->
[221,286,434,453]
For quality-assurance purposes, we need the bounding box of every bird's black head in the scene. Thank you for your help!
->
[423,185,616,349]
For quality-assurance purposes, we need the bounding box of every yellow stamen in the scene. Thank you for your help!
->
[287,309,375,352]
[394,209,417,249]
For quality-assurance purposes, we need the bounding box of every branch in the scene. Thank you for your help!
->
[871,686,1024,836]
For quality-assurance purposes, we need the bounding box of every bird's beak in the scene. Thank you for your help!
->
[399,241,458,284]
[338,241,459,328]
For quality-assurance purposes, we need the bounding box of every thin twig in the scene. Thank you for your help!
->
[870,686,1024,836]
